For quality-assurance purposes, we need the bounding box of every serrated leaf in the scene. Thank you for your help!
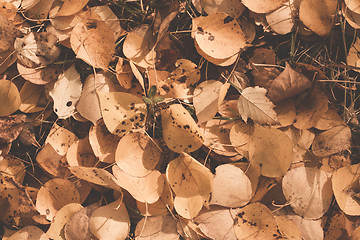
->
[237,86,279,125]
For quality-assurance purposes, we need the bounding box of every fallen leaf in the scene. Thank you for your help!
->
[242,0,287,13]
[135,214,179,239]
[49,64,82,119]
[201,0,245,18]
[14,32,60,67]
[46,203,83,240]
[66,136,98,167]
[89,199,130,240]
[54,0,89,17]
[7,226,49,240]
[266,3,294,34]
[274,215,302,240]
[115,132,162,177]
[195,206,239,240]
[19,81,47,113]
[229,121,252,157]
[88,118,120,163]
[210,164,252,207]
[332,163,360,216]
[98,91,147,137]
[45,123,78,156]
[17,63,61,85]
[249,125,293,177]
[347,37,360,72]
[170,59,201,87]
[112,165,164,204]
[237,86,279,125]
[92,5,125,40]
[0,79,21,116]
[286,214,324,240]
[312,125,351,157]
[299,0,337,36]
[36,178,80,221]
[36,143,70,178]
[314,107,345,130]
[166,152,213,219]
[70,18,115,69]
[344,0,360,14]
[64,203,99,240]
[193,80,223,123]
[192,12,246,60]
[282,166,333,219]
[233,202,282,240]
[0,114,26,147]
[161,104,203,153]
[267,62,312,103]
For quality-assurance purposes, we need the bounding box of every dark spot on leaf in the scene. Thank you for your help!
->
[224,16,234,24]
[66,101,72,107]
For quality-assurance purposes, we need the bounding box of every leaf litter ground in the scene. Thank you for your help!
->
[1,0,360,239]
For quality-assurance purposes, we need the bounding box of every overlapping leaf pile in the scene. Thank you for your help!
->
[1,0,360,239]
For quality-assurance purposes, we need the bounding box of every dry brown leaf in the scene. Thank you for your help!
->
[192,12,246,60]
[135,214,179,239]
[332,163,360,216]
[19,81,47,113]
[112,165,164,204]
[136,177,174,216]
[92,5,125,40]
[161,104,203,153]
[7,226,49,240]
[45,123,78,156]
[70,18,115,69]
[123,24,156,69]
[0,11,21,53]
[286,214,323,240]
[249,125,293,177]
[293,85,329,130]
[64,203,99,240]
[193,80,223,123]
[17,63,61,85]
[89,199,130,240]
[166,152,213,219]
[0,79,21,117]
[0,114,26,148]
[282,166,333,219]
[274,215,302,240]
[266,3,294,34]
[347,37,360,72]
[68,166,122,191]
[98,91,147,137]
[237,86,279,125]
[15,32,60,68]
[314,107,345,130]
[0,155,26,184]
[274,98,296,127]
[201,119,239,157]
[312,125,351,157]
[36,178,80,221]
[170,59,201,87]
[344,0,360,14]
[115,132,161,177]
[88,118,119,163]
[201,0,245,18]
[299,0,337,36]
[36,143,70,178]
[229,121,252,158]
[210,164,252,207]
[233,202,282,240]
[66,136,98,167]
[267,62,312,103]
[53,0,89,17]
[116,58,133,89]
[194,41,240,66]
[46,203,83,240]
[194,206,239,240]
[343,5,360,29]
[243,0,288,13]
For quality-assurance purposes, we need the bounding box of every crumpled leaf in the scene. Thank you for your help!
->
[49,65,82,119]
[161,104,203,153]
[267,62,312,103]
[237,86,279,125]
[166,152,213,219]
[169,59,201,87]
[0,114,26,147]
[70,18,115,69]
[14,32,60,68]
[53,0,89,17]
